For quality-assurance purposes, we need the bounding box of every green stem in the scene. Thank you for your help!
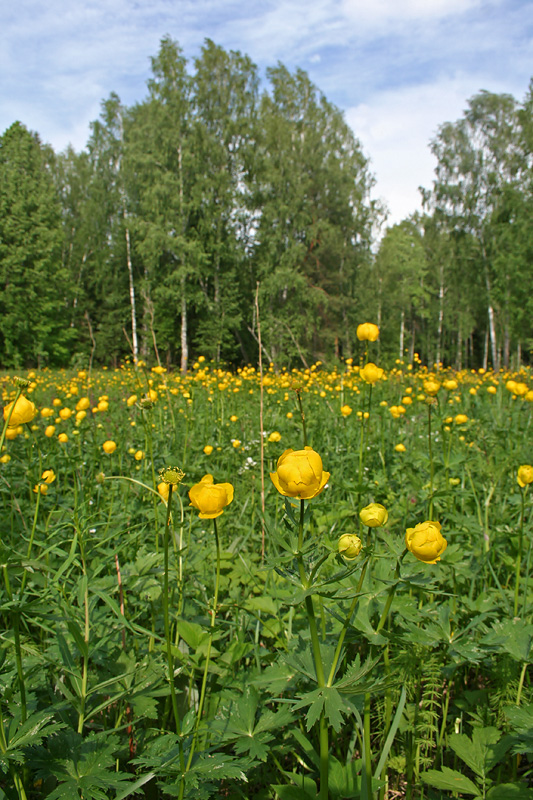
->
[77,526,90,735]
[428,403,434,519]
[516,662,528,707]
[183,516,222,782]
[296,500,328,799]
[363,692,373,798]
[20,489,41,596]
[514,488,527,617]
[296,390,308,448]
[327,555,371,686]
[163,485,182,739]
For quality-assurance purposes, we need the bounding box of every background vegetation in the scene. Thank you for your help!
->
[0,36,532,371]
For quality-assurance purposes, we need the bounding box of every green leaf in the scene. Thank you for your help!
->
[421,766,481,795]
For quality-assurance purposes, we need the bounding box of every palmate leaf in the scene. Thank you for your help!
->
[0,710,64,771]
[504,704,533,754]
[292,686,348,733]
[421,766,480,795]
[31,730,131,800]
[449,727,512,779]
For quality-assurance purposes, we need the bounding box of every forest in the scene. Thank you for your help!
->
[0,35,532,372]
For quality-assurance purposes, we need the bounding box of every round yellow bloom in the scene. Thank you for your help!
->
[59,407,72,420]
[76,397,91,412]
[395,443,406,452]
[405,521,447,564]
[443,379,458,391]
[58,433,68,443]
[340,405,352,417]
[189,474,234,519]
[423,379,441,396]
[4,395,37,427]
[33,483,49,495]
[359,503,388,528]
[97,400,109,412]
[338,533,362,560]
[454,414,468,425]
[45,425,56,437]
[40,407,54,418]
[270,446,330,500]
[127,394,138,407]
[286,412,293,419]
[102,440,117,454]
[232,439,241,448]
[487,385,497,395]
[203,445,214,455]
[230,415,238,422]
[268,431,282,442]
[134,450,144,461]
[517,465,533,488]
[5,427,18,440]
[356,323,380,342]
[52,398,62,407]
[360,363,384,385]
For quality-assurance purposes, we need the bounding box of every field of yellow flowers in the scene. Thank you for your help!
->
[1,345,533,799]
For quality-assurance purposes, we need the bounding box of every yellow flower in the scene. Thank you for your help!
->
[203,445,214,455]
[232,439,241,448]
[270,447,330,500]
[58,433,68,443]
[230,415,238,422]
[340,405,352,417]
[359,503,388,528]
[134,450,144,461]
[487,385,497,395]
[41,469,56,484]
[97,400,109,412]
[40,407,54,418]
[127,394,138,407]
[423,379,441,396]
[338,533,362,560]
[395,443,406,452]
[405,521,447,564]
[360,362,384,385]
[0,454,10,463]
[517,465,533,488]
[33,483,49,495]
[356,323,380,342]
[454,414,468,425]
[102,440,117,454]
[189,474,234,519]
[45,425,56,438]
[268,431,282,443]
[3,395,37,427]
[59,407,72,420]
[76,397,91,412]
[157,482,170,502]
[443,379,458,391]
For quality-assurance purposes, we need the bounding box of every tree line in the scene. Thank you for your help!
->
[0,36,531,371]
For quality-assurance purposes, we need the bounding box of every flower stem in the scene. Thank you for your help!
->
[162,485,182,740]
[514,488,527,617]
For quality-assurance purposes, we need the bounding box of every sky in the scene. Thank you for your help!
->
[1,0,532,226]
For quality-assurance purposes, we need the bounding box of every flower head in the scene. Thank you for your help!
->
[189,474,234,519]
[102,440,117,454]
[270,446,330,500]
[405,521,447,564]
[517,465,533,488]
[340,405,352,417]
[159,466,185,485]
[360,363,384,385]
[4,395,36,427]
[359,503,388,528]
[356,323,379,342]
[338,533,362,560]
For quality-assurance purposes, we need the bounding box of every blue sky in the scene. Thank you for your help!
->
[2,0,532,225]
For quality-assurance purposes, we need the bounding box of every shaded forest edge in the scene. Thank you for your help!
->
[1,36,532,372]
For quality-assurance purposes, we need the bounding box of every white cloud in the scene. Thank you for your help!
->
[345,71,520,226]
[341,0,484,25]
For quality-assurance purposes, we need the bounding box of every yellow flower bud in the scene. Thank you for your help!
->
[3,395,37,427]
[45,425,56,437]
[203,445,214,455]
[268,431,281,442]
[102,440,117,454]
[189,474,234,519]
[360,363,384,385]
[76,397,91,411]
[359,503,388,528]
[270,447,330,500]
[395,443,406,452]
[340,405,352,417]
[338,533,362,560]
[517,465,533,488]
[405,521,447,564]
[356,322,379,342]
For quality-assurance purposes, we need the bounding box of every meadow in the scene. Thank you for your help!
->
[1,345,533,800]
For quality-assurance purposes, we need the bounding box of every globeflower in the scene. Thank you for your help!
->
[359,503,388,528]
[189,474,234,519]
[338,533,362,560]
[423,379,441,396]
[270,447,330,500]
[340,405,352,417]
[360,363,384,385]
[517,465,533,488]
[102,440,117,454]
[3,395,37,427]
[356,323,379,342]
[405,521,447,564]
